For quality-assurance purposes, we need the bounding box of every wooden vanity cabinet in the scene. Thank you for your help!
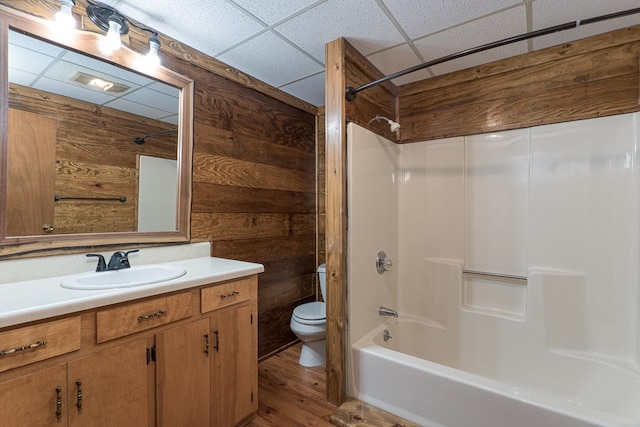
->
[67,337,150,427]
[202,276,258,427]
[0,274,258,427]
[0,337,149,427]
[156,318,211,427]
[0,364,68,426]
[209,303,258,427]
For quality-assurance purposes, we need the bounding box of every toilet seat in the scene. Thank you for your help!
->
[292,302,326,325]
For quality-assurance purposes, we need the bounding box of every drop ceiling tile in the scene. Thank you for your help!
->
[149,81,180,98]
[275,0,405,62]
[9,30,64,56]
[159,114,179,125]
[414,6,528,76]
[383,0,523,39]
[532,0,640,50]
[123,87,179,114]
[366,44,432,87]
[8,44,57,75]
[34,77,114,105]
[231,0,322,25]
[62,50,151,86]
[8,68,38,86]
[107,0,266,56]
[217,31,323,87]
[105,97,171,120]
[279,72,325,106]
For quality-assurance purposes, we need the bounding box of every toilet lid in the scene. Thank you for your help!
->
[293,302,326,321]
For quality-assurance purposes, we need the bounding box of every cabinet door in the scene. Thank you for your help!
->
[67,337,149,427]
[0,364,67,426]
[156,318,210,427]
[210,303,257,427]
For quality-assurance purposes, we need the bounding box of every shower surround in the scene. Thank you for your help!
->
[346,113,640,426]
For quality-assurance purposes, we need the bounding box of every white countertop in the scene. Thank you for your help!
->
[0,248,264,328]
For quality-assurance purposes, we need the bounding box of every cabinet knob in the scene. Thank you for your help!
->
[42,224,54,233]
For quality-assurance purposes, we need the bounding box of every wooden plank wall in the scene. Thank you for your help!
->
[3,0,318,358]
[173,63,317,358]
[399,24,640,143]
[9,84,176,234]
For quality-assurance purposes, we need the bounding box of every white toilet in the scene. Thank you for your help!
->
[290,264,327,367]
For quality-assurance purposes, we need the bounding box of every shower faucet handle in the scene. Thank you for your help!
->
[376,251,393,274]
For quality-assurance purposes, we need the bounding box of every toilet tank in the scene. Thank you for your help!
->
[317,264,326,302]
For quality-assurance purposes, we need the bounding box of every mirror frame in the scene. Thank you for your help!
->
[0,5,194,257]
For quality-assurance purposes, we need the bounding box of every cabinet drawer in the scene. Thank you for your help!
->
[0,316,81,373]
[97,293,192,343]
[201,277,253,313]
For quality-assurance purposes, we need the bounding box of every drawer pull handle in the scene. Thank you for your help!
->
[137,310,167,322]
[55,386,62,420]
[213,330,219,352]
[0,340,47,356]
[220,291,240,300]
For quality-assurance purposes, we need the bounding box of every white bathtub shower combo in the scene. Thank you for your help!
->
[346,114,640,427]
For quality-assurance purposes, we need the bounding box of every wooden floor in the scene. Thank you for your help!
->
[248,343,337,427]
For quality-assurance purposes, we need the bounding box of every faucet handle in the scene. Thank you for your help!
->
[86,253,107,272]
[107,249,139,270]
[376,251,394,274]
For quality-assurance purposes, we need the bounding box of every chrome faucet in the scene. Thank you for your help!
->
[378,306,398,318]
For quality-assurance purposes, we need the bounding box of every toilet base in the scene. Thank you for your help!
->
[298,339,326,367]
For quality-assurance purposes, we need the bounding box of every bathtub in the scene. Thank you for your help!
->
[351,319,640,427]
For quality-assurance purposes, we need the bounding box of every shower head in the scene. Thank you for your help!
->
[369,114,401,133]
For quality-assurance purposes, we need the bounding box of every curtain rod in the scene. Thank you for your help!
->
[345,7,640,101]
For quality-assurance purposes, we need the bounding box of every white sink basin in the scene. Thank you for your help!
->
[61,265,187,290]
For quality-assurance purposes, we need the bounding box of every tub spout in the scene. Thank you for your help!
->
[379,306,398,317]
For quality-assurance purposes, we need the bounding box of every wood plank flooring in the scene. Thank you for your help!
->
[248,343,337,427]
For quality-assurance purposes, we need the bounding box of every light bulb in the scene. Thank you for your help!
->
[144,34,161,67]
[54,0,76,30]
[104,15,123,51]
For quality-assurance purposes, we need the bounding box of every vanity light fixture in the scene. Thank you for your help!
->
[55,0,76,30]
[86,1,161,66]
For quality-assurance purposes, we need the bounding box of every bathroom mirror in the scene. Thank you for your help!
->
[0,6,194,256]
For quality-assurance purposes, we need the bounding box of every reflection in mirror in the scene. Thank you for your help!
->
[0,5,194,257]
[7,29,180,236]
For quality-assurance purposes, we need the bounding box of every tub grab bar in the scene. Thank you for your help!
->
[463,270,527,284]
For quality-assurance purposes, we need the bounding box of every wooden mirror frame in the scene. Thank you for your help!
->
[0,5,194,257]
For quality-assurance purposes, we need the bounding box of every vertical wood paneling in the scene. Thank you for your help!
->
[325,38,398,405]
